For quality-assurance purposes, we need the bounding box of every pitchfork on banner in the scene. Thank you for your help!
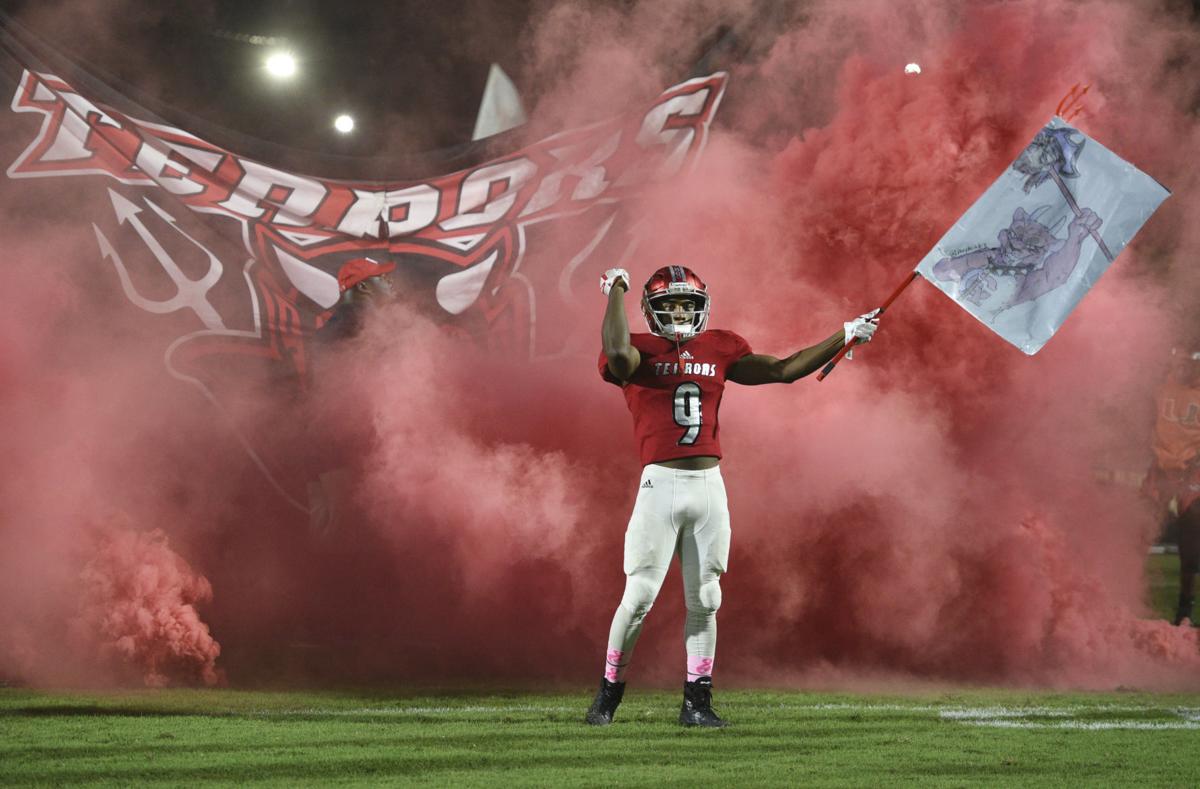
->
[818,107,1170,381]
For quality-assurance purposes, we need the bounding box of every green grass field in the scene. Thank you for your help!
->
[1147,552,1182,620]
[0,556,1191,787]
[2,687,1199,787]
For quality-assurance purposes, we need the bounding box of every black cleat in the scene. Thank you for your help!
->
[679,676,728,728]
[1174,597,1194,627]
[585,677,625,725]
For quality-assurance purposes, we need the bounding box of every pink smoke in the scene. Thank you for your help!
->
[2,0,1200,691]
[0,225,229,687]
[355,0,1199,687]
[559,0,1200,687]
[71,519,222,687]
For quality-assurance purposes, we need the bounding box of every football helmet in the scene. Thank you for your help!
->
[641,265,710,339]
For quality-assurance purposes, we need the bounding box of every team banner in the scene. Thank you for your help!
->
[915,117,1169,354]
[0,11,728,371]
[0,18,726,508]
[4,64,727,368]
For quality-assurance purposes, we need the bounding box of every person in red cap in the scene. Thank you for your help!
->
[338,257,398,297]
[307,256,398,533]
[317,257,398,343]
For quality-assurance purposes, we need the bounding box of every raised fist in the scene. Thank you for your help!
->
[601,268,631,296]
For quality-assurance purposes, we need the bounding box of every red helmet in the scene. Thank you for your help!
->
[641,265,710,339]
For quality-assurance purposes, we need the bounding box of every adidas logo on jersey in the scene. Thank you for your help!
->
[641,479,653,489]
[679,350,694,359]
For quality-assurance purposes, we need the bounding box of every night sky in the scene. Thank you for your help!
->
[0,0,540,160]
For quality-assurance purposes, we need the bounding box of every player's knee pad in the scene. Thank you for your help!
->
[686,577,723,616]
[619,571,662,624]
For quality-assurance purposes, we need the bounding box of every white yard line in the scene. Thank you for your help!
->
[957,720,1200,730]
[239,701,1200,732]
[799,703,1198,717]
[936,706,1184,719]
[939,705,1200,730]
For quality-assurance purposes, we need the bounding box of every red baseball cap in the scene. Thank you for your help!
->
[337,257,397,292]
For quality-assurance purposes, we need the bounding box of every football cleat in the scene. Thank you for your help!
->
[679,675,728,728]
[1173,597,1194,627]
[641,265,710,340]
[585,677,626,725]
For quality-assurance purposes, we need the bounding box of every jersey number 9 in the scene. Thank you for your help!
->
[673,382,702,445]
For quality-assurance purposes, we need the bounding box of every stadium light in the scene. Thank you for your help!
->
[334,114,355,133]
[265,51,297,79]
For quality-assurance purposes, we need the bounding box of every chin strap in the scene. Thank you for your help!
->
[664,324,694,357]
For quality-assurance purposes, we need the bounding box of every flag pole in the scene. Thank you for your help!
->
[1047,168,1114,262]
[816,270,920,382]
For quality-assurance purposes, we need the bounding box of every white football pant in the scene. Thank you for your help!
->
[605,464,731,678]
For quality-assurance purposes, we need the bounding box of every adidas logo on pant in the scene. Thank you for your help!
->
[641,479,653,489]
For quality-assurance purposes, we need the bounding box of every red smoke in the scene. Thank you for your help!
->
[71,519,221,687]
[3,0,1200,690]
[609,0,1200,688]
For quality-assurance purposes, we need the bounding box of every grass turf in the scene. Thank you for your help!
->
[2,687,1199,787]
[1,559,1191,786]
[1147,552,1182,620]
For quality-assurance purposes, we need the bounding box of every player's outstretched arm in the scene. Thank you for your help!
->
[601,268,641,381]
[726,330,844,384]
[727,310,880,385]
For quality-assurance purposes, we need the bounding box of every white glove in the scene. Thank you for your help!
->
[600,268,630,296]
[843,308,881,359]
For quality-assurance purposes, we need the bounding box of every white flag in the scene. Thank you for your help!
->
[915,117,1169,354]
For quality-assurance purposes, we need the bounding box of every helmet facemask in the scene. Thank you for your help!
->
[642,286,710,340]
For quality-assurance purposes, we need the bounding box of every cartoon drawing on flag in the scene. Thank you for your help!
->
[916,117,1170,354]
[1013,124,1114,262]
[929,203,1102,317]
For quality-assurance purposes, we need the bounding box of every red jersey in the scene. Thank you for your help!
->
[1153,377,1200,471]
[599,330,752,466]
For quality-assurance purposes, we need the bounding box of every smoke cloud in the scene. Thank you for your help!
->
[71,519,221,687]
[2,0,1199,691]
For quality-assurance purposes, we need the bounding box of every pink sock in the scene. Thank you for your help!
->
[687,655,714,681]
[604,649,628,682]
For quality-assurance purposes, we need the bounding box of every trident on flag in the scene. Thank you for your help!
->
[819,115,1170,379]
[1012,125,1115,262]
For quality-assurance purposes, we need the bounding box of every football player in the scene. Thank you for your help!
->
[586,265,880,727]
[1144,347,1200,626]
